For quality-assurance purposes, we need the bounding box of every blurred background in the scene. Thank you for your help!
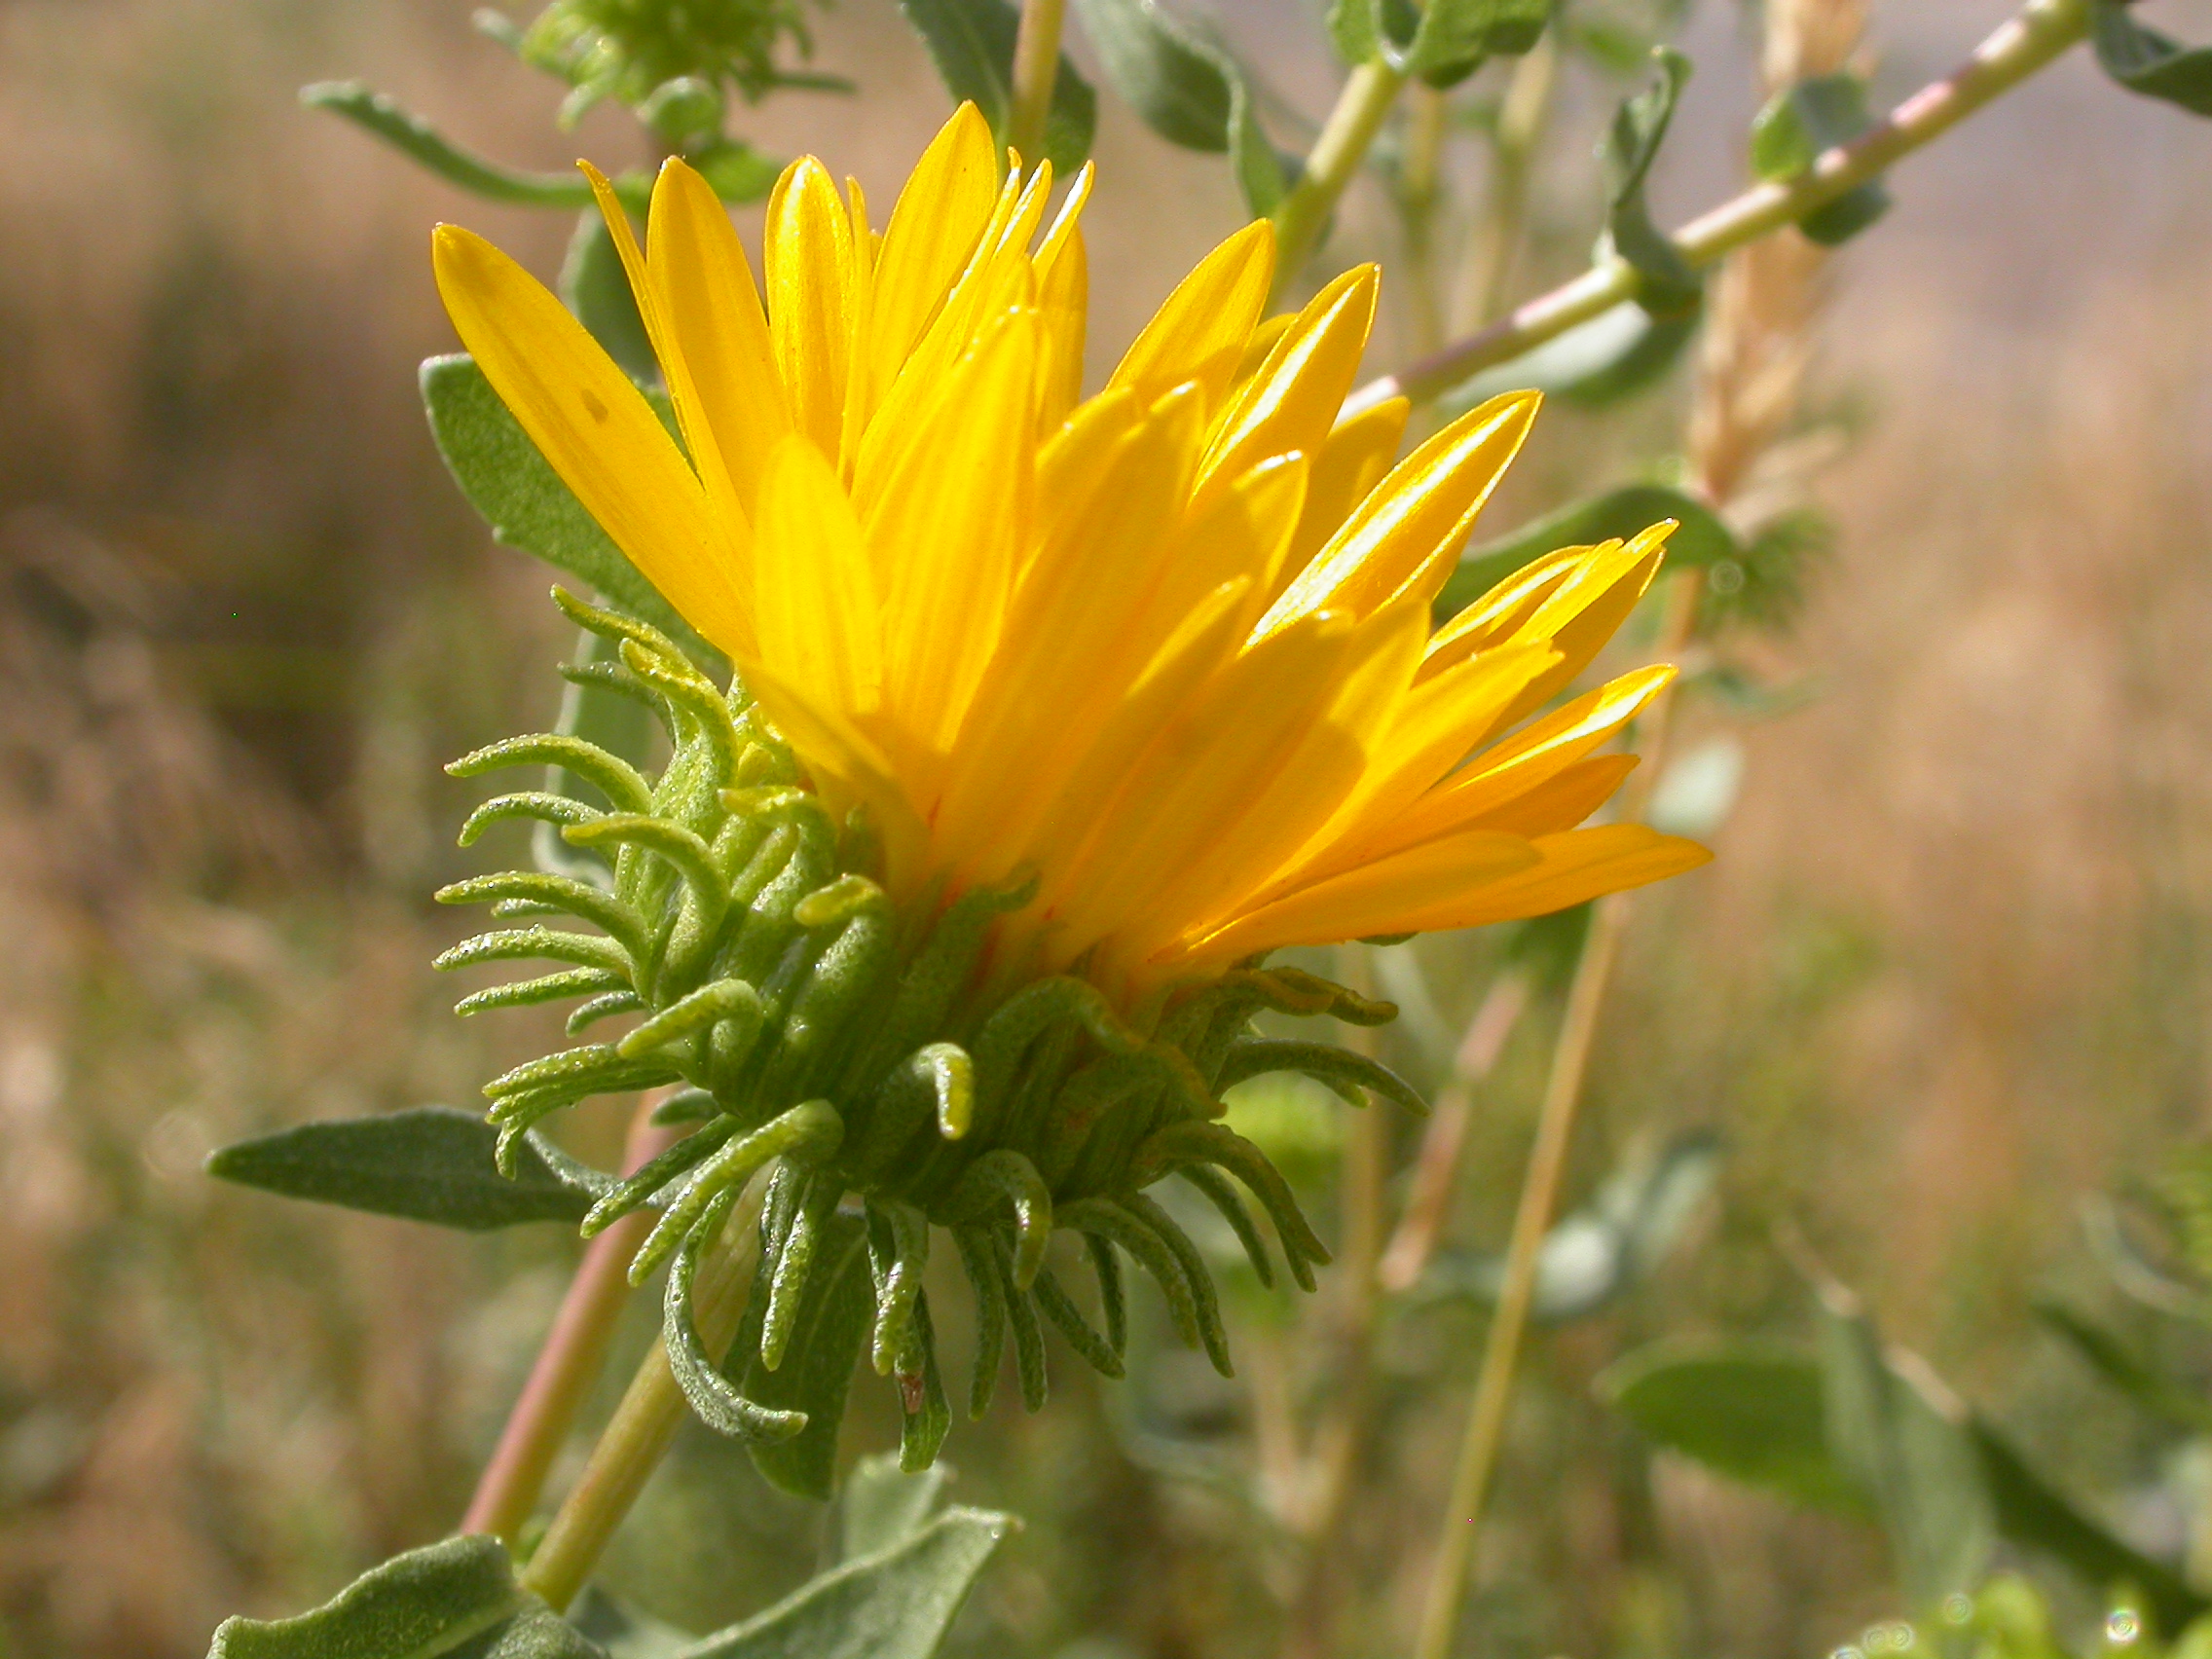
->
[0,0,2208,1654]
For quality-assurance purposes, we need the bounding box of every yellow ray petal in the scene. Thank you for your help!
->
[1230,314,1296,392]
[1044,609,1360,958]
[1176,828,1543,966]
[1257,389,1540,637]
[867,307,1039,752]
[750,433,884,721]
[1014,576,1255,916]
[579,164,748,556]
[1270,638,1561,893]
[1459,754,1639,838]
[850,177,1036,508]
[936,396,1199,871]
[1107,219,1275,414]
[1137,448,1309,645]
[431,224,751,656]
[836,176,878,471]
[646,158,791,522]
[1035,216,1088,433]
[764,157,854,459]
[1281,395,1408,598]
[1421,542,1595,677]
[867,103,1000,391]
[1117,595,1429,966]
[1365,663,1676,860]
[1192,824,1706,964]
[1195,264,1378,501]
[1483,521,1671,725]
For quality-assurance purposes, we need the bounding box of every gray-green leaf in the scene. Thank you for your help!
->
[1071,0,1291,217]
[1421,1131,1720,1324]
[1598,1344,1872,1515]
[2091,0,2212,117]
[897,0,1097,170]
[205,1106,594,1231]
[840,1454,954,1561]
[1434,482,1734,618]
[1397,0,1550,89]
[207,1535,605,1659]
[675,1508,1012,1659]
[1815,1293,1995,1604]
[1748,71,1890,246]
[419,354,727,678]
[1600,48,1700,317]
[1441,303,1698,415]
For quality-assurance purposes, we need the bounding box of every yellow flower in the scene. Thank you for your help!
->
[432,103,1708,1013]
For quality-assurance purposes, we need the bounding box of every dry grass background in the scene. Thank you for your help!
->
[0,0,2208,1653]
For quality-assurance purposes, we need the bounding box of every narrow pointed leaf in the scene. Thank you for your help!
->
[673,1508,1014,1659]
[205,1106,594,1230]
[206,1535,604,1659]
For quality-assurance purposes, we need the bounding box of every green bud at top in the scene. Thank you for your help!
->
[498,0,822,126]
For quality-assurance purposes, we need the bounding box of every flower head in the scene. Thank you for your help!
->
[436,103,1707,1009]
[427,105,1710,1477]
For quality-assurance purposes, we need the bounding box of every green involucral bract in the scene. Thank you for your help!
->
[439,589,1421,1476]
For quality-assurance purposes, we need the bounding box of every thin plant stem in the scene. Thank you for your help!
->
[1409,575,1702,1659]
[462,1100,682,1541]
[1272,60,1408,303]
[1452,31,1557,335]
[1347,0,2093,416]
[1378,972,1530,1292]
[1398,86,1452,357]
[521,1172,770,1611]
[1278,946,1390,1659]
[1007,0,1069,169]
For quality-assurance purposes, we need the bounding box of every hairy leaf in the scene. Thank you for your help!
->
[205,1106,593,1231]
[206,1535,603,1659]
[419,354,725,674]
[841,1453,954,1561]
[2091,0,2212,117]
[1604,1322,2203,1629]
[674,1509,1014,1659]
[1817,1293,1995,1604]
[897,0,1097,169]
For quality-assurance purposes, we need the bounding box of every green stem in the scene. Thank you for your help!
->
[1348,0,2093,415]
[1397,86,1451,357]
[463,1104,682,1541]
[1007,0,1070,169]
[1271,60,1408,302]
[1452,31,1556,334]
[301,82,651,214]
[520,1175,768,1611]
[1408,573,1701,1659]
